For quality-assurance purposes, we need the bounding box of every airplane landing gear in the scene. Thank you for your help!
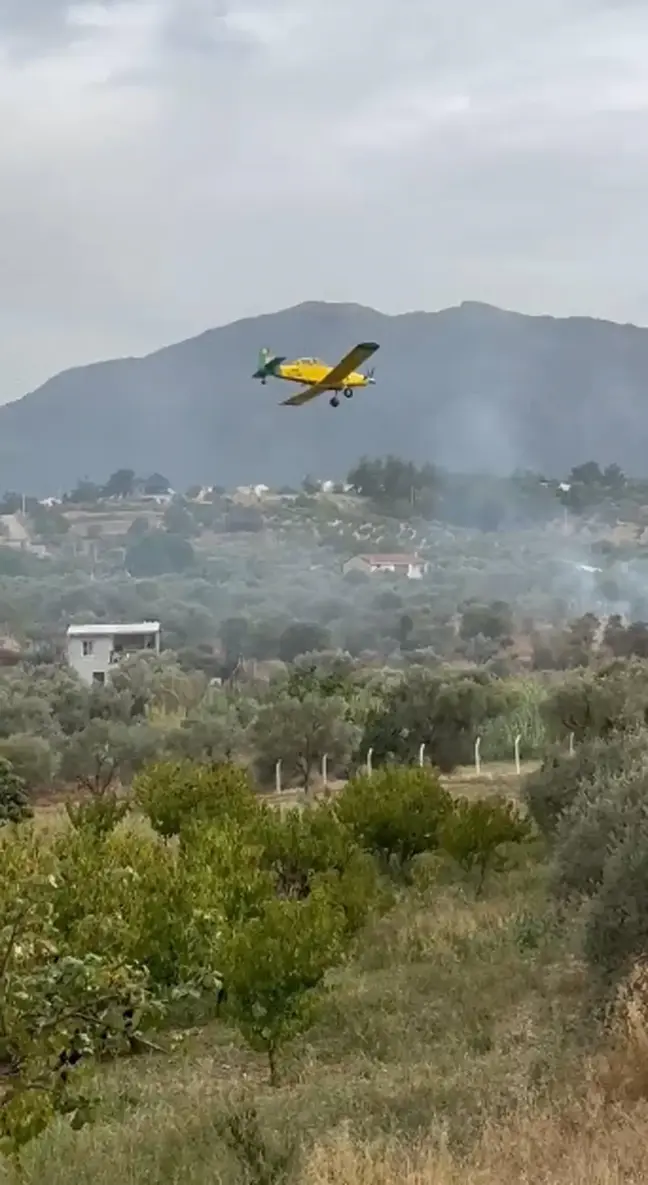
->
[330,395,340,408]
[343,387,353,398]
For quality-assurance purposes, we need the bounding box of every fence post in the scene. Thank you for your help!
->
[366,747,373,776]
[474,736,481,775]
[418,743,426,767]
[569,732,575,756]
[275,759,282,794]
[514,733,521,776]
[322,753,328,787]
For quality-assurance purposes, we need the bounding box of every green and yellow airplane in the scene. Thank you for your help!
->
[252,341,379,408]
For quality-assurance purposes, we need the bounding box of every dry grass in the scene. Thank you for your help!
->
[303,1090,648,1184]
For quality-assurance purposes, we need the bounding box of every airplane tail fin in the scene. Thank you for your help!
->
[253,346,273,380]
[252,347,285,382]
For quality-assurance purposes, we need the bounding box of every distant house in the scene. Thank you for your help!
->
[66,621,161,686]
[343,553,428,579]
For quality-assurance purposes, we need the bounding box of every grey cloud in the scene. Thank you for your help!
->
[2,0,648,399]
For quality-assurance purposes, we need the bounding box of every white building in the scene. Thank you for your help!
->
[66,621,161,685]
[343,553,428,579]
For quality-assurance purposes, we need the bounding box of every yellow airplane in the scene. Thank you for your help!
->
[252,341,379,408]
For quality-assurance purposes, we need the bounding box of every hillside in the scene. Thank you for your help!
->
[3,299,648,494]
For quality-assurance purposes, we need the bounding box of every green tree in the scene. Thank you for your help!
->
[103,469,136,499]
[440,795,531,895]
[0,757,32,826]
[59,720,158,795]
[360,667,504,772]
[0,735,57,792]
[133,760,259,839]
[125,532,195,576]
[335,766,453,874]
[278,622,331,663]
[221,890,346,1085]
[522,730,648,839]
[163,501,196,538]
[252,692,358,794]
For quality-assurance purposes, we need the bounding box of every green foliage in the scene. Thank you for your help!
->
[125,531,195,576]
[278,622,331,663]
[59,719,158,794]
[0,758,32,826]
[252,692,358,792]
[65,791,131,839]
[133,759,260,839]
[221,889,347,1085]
[551,765,648,901]
[439,795,532,895]
[541,660,648,744]
[253,804,383,937]
[522,730,648,838]
[335,765,453,873]
[360,667,505,772]
[0,734,57,791]
[0,830,162,1159]
[582,813,648,989]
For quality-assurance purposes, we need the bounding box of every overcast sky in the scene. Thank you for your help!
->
[2,0,648,399]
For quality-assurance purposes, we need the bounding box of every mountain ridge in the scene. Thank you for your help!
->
[2,299,648,494]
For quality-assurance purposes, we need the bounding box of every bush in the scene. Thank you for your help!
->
[133,760,260,839]
[439,795,532,895]
[0,757,32,826]
[253,804,385,937]
[522,730,648,839]
[221,888,347,1085]
[0,734,57,792]
[582,813,648,990]
[334,766,453,874]
[551,765,648,901]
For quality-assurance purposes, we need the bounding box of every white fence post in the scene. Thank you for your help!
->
[418,743,425,767]
[474,736,481,775]
[321,753,328,787]
[275,759,282,793]
[569,732,575,755]
[514,733,521,776]
[366,747,373,776]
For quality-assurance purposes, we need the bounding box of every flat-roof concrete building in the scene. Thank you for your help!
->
[66,621,161,685]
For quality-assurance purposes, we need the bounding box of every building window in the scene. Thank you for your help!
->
[92,670,105,684]
[82,640,94,656]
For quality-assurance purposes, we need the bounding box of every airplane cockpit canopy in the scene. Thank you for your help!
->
[297,357,323,365]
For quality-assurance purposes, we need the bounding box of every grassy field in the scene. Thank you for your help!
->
[12,760,645,1185]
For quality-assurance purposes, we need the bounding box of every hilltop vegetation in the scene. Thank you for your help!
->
[2,456,648,1180]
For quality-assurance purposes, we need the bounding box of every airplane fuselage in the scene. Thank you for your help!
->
[275,359,371,390]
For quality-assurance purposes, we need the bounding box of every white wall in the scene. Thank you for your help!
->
[66,635,114,685]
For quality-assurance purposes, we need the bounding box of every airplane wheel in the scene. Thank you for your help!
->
[330,396,340,408]
[344,387,353,398]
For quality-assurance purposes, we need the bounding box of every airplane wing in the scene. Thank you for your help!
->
[281,341,379,407]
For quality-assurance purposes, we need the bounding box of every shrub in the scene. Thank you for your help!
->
[522,730,648,838]
[0,757,32,827]
[439,795,532,895]
[582,813,648,990]
[253,804,385,937]
[551,767,648,901]
[221,888,347,1085]
[65,792,131,839]
[334,766,453,873]
[133,760,260,839]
